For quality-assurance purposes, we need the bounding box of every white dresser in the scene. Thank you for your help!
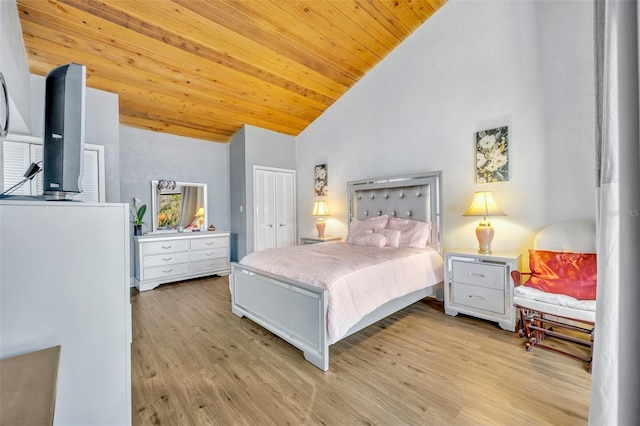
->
[444,249,521,331]
[134,231,230,291]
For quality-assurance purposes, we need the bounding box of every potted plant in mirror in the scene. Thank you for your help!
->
[132,197,146,236]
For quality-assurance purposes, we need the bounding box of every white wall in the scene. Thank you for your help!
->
[0,0,31,136]
[295,0,596,262]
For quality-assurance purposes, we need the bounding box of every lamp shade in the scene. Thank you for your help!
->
[312,201,330,216]
[195,207,205,218]
[463,191,505,220]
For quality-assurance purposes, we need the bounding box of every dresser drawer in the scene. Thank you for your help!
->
[142,239,189,256]
[453,282,505,314]
[191,258,229,274]
[191,237,228,251]
[143,252,189,268]
[191,247,227,262]
[452,261,505,290]
[143,263,190,280]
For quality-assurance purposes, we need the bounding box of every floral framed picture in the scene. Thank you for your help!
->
[476,126,509,183]
[315,164,328,196]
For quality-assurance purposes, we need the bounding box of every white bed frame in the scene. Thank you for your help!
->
[230,171,443,371]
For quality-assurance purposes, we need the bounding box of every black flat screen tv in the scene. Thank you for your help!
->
[43,63,86,200]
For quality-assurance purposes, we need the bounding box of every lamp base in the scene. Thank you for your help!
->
[475,221,495,254]
[316,219,326,238]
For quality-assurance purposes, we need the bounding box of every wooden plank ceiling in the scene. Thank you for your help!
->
[17,0,446,143]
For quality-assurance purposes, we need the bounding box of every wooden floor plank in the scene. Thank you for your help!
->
[131,277,591,425]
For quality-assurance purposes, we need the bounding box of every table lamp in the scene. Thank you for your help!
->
[463,191,505,254]
[311,201,330,238]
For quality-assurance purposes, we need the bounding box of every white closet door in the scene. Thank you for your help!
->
[275,171,295,248]
[254,169,276,251]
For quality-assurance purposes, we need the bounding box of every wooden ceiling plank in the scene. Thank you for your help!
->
[18,8,330,117]
[21,29,320,127]
[117,0,349,99]
[178,0,360,90]
[353,0,408,41]
[291,0,389,60]
[270,1,381,71]
[57,0,338,106]
[119,115,234,142]
[330,1,400,52]
[240,0,375,77]
[25,49,309,135]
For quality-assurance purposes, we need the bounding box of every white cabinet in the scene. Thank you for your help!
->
[444,250,521,331]
[134,231,230,291]
[0,200,131,425]
[254,166,296,251]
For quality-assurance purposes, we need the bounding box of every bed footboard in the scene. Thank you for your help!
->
[230,262,330,371]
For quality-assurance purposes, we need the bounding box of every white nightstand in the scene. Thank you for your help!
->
[444,249,521,331]
[300,236,342,245]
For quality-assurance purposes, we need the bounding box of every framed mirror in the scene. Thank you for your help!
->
[150,180,207,233]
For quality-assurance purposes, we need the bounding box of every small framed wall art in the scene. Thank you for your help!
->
[314,164,328,196]
[476,126,509,183]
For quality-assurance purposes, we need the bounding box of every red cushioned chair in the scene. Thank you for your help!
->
[511,221,596,371]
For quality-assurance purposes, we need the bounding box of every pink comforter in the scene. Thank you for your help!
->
[239,242,444,343]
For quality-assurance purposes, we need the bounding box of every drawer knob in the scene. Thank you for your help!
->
[468,272,485,278]
[205,242,214,246]
[161,245,172,250]
[162,257,172,262]
[162,269,173,274]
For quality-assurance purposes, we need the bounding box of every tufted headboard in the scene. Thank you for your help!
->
[347,171,442,255]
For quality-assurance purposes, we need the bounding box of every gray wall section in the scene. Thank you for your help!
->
[230,124,296,261]
[229,127,246,262]
[119,125,230,233]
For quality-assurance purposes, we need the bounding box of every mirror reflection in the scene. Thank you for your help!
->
[151,180,207,233]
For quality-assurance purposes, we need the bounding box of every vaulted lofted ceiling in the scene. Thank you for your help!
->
[17,0,447,143]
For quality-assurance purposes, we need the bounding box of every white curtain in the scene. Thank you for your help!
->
[179,186,199,227]
[590,0,640,424]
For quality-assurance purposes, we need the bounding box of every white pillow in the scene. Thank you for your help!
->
[349,215,388,232]
[346,228,373,244]
[386,218,432,248]
[348,215,389,243]
[350,232,387,248]
[374,228,401,248]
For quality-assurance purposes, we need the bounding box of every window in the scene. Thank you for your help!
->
[2,134,105,202]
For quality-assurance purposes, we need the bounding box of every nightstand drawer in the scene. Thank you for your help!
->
[453,282,505,314]
[452,261,505,290]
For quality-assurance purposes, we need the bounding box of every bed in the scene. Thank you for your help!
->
[229,171,444,371]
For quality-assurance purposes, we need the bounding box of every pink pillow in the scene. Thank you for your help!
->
[386,218,431,248]
[524,249,597,300]
[350,232,387,248]
[374,228,401,248]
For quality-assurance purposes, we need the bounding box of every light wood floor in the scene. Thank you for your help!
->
[131,277,592,425]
